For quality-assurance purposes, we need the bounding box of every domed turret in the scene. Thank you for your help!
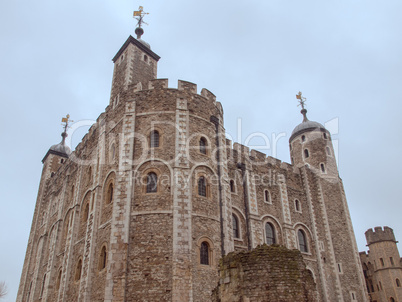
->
[289,93,337,176]
[42,116,72,163]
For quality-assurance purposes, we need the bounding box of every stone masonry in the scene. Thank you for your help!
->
[17,31,368,302]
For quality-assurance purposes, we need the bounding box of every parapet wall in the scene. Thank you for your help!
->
[365,226,396,245]
[212,245,318,302]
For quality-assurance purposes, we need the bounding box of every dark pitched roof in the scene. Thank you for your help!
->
[112,35,161,62]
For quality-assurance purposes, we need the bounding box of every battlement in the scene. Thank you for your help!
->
[131,78,220,109]
[228,141,295,173]
[365,226,396,245]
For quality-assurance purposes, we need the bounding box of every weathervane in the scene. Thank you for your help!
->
[61,114,73,142]
[296,91,307,109]
[296,92,308,121]
[133,6,149,28]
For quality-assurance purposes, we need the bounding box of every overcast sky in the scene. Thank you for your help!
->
[1,0,402,300]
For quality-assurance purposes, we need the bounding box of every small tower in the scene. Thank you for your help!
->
[42,115,72,179]
[360,226,402,302]
[289,92,337,176]
[109,6,160,104]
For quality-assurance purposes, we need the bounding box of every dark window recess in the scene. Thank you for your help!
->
[198,177,206,197]
[150,130,160,148]
[146,172,158,193]
[265,223,276,245]
[304,149,309,158]
[200,242,209,265]
[232,214,239,238]
[200,137,207,154]
[298,230,308,253]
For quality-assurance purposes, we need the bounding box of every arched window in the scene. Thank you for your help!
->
[232,214,239,239]
[199,137,207,154]
[198,177,206,197]
[56,269,62,290]
[265,223,276,245]
[320,163,326,173]
[230,180,235,193]
[298,230,308,253]
[396,279,401,287]
[304,149,309,158]
[264,190,271,203]
[295,199,301,212]
[40,274,46,297]
[110,143,116,160]
[99,246,107,271]
[200,242,209,265]
[326,147,331,155]
[390,297,395,302]
[146,172,158,193]
[75,259,82,281]
[107,183,114,204]
[83,203,89,222]
[302,135,306,142]
[323,132,328,139]
[150,130,159,148]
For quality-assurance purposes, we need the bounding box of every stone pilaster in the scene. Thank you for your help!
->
[172,98,193,301]
[104,100,136,302]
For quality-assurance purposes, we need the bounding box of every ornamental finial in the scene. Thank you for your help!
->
[296,92,308,122]
[133,6,149,39]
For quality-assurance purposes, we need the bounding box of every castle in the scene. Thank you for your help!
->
[17,20,369,301]
[360,226,402,302]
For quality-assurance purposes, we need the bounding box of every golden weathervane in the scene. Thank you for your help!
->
[133,6,149,28]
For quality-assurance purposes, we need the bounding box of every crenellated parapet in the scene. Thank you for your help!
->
[365,226,397,245]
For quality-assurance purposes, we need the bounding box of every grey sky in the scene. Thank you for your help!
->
[1,0,402,300]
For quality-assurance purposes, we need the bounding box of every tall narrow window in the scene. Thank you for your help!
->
[200,137,207,154]
[265,223,276,245]
[232,214,239,239]
[200,242,209,265]
[304,149,309,158]
[323,132,328,139]
[40,274,46,297]
[396,279,401,287]
[110,143,116,160]
[390,257,394,266]
[56,269,62,290]
[198,177,206,197]
[107,183,114,204]
[326,147,331,155]
[230,180,235,193]
[146,172,158,193]
[302,135,306,142]
[320,163,326,173]
[150,130,159,148]
[380,258,384,267]
[83,203,89,222]
[295,199,301,212]
[264,190,270,203]
[390,298,395,302]
[75,260,82,281]
[99,246,107,271]
[298,230,308,253]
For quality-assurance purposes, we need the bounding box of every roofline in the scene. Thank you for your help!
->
[42,149,69,163]
[112,35,161,63]
[289,127,328,142]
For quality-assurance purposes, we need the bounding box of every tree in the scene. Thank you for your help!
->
[0,281,7,299]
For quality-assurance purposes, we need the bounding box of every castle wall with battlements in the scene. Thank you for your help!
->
[17,36,368,302]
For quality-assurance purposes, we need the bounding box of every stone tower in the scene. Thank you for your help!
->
[360,226,402,302]
[17,23,368,302]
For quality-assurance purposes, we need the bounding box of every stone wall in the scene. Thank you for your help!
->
[212,245,318,302]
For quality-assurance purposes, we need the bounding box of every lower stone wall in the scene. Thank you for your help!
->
[212,245,318,302]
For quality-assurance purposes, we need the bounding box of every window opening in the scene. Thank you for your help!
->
[265,223,276,245]
[146,172,158,193]
[200,242,209,265]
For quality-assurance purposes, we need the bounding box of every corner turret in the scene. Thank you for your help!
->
[289,92,337,176]
[110,7,160,105]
